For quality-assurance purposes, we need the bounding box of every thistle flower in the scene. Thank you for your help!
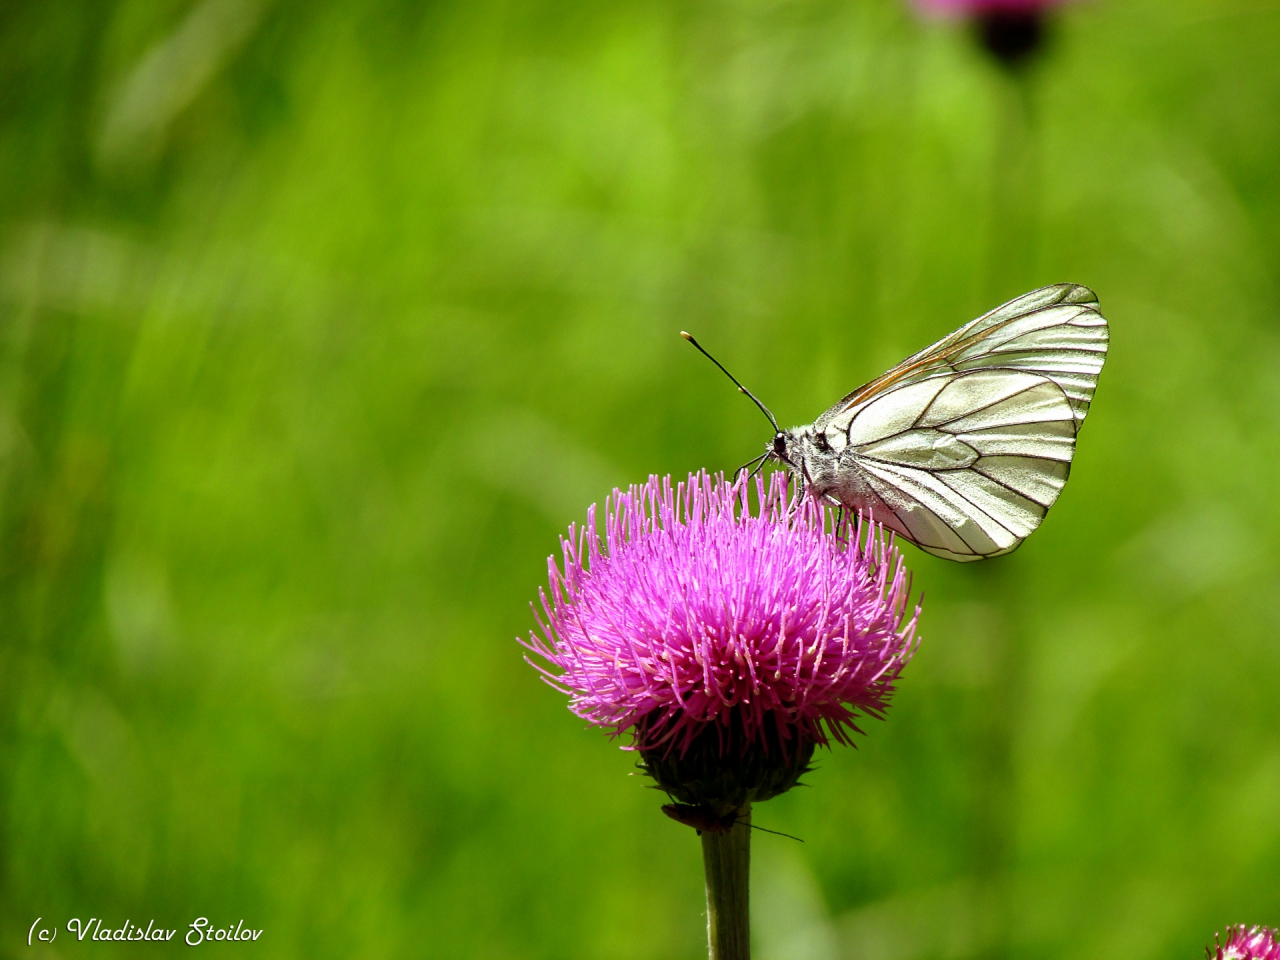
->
[1211,926,1280,960]
[524,470,919,810]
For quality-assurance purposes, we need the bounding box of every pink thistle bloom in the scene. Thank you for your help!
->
[1211,927,1280,960]
[524,471,919,764]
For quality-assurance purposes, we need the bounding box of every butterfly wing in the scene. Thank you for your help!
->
[816,285,1108,561]
[815,283,1107,433]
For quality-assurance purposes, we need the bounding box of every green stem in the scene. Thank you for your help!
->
[701,804,751,960]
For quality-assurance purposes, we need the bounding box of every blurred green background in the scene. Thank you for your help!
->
[3,0,1279,957]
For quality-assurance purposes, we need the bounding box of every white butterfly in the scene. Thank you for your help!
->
[686,283,1109,561]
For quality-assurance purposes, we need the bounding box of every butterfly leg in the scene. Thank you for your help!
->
[799,458,815,498]
[735,453,767,480]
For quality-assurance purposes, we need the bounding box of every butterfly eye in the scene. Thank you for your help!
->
[772,434,788,457]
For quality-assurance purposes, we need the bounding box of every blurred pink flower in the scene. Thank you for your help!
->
[524,471,919,757]
[914,0,1073,65]
[1212,927,1280,960]
[915,0,1068,13]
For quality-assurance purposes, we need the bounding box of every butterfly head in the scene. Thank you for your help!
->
[766,427,843,499]
[767,429,807,472]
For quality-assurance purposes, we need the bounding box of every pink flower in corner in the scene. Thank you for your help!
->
[1212,927,1280,960]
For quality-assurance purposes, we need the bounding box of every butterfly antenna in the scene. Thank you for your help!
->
[681,332,780,432]
[737,819,804,842]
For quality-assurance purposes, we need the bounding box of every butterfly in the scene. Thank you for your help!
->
[683,283,1109,561]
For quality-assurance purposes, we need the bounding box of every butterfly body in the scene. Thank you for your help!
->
[764,284,1109,561]
[777,425,916,512]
